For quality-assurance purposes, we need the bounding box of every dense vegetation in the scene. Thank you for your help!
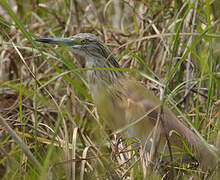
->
[0,0,220,179]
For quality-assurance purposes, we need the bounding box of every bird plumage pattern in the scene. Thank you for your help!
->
[35,33,219,171]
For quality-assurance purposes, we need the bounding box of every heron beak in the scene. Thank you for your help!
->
[35,37,78,46]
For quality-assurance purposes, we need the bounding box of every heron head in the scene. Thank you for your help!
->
[35,33,111,59]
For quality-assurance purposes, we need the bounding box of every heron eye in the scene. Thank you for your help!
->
[81,39,88,44]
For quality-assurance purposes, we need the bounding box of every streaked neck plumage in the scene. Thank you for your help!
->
[85,55,124,87]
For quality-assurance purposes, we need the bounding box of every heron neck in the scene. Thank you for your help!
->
[85,56,124,86]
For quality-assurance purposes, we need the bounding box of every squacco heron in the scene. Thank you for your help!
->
[35,33,218,171]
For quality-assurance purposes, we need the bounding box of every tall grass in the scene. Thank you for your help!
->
[0,0,219,179]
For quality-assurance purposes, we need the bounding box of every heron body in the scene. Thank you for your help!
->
[35,33,218,171]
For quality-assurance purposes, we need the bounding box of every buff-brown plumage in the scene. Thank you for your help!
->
[35,33,219,171]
